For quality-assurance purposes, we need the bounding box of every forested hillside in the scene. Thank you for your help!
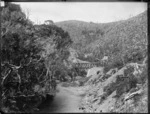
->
[56,20,106,50]
[56,11,147,68]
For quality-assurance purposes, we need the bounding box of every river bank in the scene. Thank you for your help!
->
[37,83,87,113]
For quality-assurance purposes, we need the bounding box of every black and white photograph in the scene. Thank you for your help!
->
[1,1,148,113]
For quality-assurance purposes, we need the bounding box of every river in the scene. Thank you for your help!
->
[37,83,85,113]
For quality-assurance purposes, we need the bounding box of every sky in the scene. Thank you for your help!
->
[14,2,147,24]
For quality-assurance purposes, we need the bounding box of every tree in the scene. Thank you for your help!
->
[34,23,72,82]
[1,3,73,113]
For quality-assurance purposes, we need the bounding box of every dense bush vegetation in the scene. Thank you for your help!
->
[1,3,72,113]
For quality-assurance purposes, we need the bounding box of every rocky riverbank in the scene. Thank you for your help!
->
[79,58,148,113]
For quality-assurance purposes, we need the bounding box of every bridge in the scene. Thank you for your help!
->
[72,61,107,70]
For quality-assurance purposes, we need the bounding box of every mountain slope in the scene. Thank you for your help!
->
[56,11,147,65]
[56,20,109,50]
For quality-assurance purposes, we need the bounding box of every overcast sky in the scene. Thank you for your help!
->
[14,2,147,24]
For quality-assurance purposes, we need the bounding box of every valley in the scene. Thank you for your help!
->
[1,3,147,113]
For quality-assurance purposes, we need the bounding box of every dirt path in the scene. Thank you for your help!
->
[38,83,86,113]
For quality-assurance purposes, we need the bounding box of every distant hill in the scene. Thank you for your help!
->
[87,10,147,53]
[56,11,147,64]
[55,20,108,50]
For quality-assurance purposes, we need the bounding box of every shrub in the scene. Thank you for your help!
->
[102,74,111,81]
[104,58,123,73]
[115,74,138,98]
[128,74,138,88]
[79,81,84,86]
[138,66,147,85]
[103,82,117,98]
[99,92,108,104]
[61,82,70,87]
[124,66,134,76]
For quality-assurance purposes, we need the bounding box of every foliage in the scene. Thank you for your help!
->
[34,23,72,81]
[139,66,147,84]
[1,3,47,113]
[104,57,123,73]
[56,20,105,51]
[57,11,147,69]
[61,82,71,87]
[1,3,72,113]
[103,82,116,97]
[73,67,87,77]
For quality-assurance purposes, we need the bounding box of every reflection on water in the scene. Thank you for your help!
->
[37,85,83,113]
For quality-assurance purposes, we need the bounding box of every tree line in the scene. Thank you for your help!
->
[1,3,75,113]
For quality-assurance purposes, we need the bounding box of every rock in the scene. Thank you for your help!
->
[124,89,143,101]
[86,67,104,77]
[79,61,147,113]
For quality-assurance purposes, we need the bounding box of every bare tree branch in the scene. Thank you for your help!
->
[38,70,45,81]
[1,69,11,86]
[1,21,12,38]
[24,58,32,66]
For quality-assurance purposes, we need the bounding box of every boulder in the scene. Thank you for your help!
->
[86,67,104,77]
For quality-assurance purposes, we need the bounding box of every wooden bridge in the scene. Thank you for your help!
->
[72,61,107,69]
